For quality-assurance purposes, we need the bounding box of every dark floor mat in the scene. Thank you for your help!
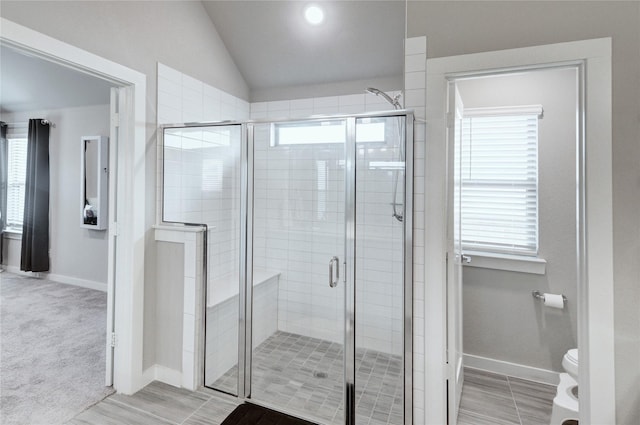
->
[221,403,318,425]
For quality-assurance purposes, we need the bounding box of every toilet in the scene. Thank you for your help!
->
[562,349,578,381]
[550,349,579,425]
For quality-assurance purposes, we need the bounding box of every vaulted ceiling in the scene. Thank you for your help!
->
[0,2,406,112]
[202,1,406,93]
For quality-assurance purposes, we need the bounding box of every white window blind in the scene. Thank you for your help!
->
[6,137,28,230]
[461,108,540,256]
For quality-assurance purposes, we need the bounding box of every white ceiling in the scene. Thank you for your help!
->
[0,45,113,114]
[202,1,405,92]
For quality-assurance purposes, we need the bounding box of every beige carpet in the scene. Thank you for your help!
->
[0,272,114,425]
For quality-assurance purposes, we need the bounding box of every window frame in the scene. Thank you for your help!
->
[4,125,28,233]
[460,105,543,257]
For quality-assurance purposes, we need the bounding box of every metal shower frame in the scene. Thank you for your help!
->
[160,110,414,425]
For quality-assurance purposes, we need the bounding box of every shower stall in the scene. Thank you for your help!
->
[161,111,413,425]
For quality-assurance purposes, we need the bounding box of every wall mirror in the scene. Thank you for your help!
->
[80,135,108,230]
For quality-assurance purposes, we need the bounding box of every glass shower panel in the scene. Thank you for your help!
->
[162,124,243,396]
[354,116,406,425]
[250,120,346,425]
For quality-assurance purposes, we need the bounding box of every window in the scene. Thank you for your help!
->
[272,118,386,146]
[6,136,28,231]
[460,106,542,256]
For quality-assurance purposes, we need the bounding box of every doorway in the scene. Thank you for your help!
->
[161,112,414,425]
[424,38,614,424]
[0,17,148,396]
[446,65,581,425]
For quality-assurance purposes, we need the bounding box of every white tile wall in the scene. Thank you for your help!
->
[250,96,410,356]
[250,91,403,120]
[252,126,345,344]
[157,61,249,225]
[405,35,427,425]
[205,273,279,387]
[355,126,405,355]
[156,42,428,421]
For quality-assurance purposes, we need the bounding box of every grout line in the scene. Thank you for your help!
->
[506,375,523,425]
[179,394,220,425]
[67,388,117,423]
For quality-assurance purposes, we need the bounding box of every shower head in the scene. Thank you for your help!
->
[365,87,402,110]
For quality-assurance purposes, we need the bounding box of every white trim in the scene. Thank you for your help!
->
[425,38,614,425]
[47,273,107,292]
[2,266,45,278]
[142,365,182,389]
[464,354,560,386]
[463,251,547,275]
[464,105,543,118]
[2,230,22,240]
[1,18,147,395]
[2,267,107,292]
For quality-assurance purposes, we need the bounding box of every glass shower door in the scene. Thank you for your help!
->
[249,119,347,425]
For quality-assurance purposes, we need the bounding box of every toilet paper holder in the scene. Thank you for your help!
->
[532,290,567,303]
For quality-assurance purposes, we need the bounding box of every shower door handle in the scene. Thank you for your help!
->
[329,256,340,288]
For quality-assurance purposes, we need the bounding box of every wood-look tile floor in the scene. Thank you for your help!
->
[66,368,556,425]
[458,368,556,425]
[67,382,240,425]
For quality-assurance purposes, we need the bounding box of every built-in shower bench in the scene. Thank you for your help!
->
[205,269,280,386]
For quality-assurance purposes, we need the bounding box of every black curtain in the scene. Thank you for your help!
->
[20,119,50,272]
[0,122,7,265]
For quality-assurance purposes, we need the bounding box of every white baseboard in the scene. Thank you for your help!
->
[47,273,107,292]
[4,266,43,278]
[3,266,107,292]
[464,353,560,386]
[142,365,182,388]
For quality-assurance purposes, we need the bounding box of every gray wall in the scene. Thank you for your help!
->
[1,105,110,284]
[407,1,640,422]
[0,1,248,101]
[456,68,578,372]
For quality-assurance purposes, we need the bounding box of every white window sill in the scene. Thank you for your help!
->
[2,229,22,240]
[462,251,546,275]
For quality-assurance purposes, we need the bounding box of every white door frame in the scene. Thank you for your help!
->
[424,38,614,425]
[0,18,147,395]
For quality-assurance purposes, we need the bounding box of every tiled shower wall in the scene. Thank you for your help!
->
[252,127,346,345]
[157,63,249,289]
[405,36,427,425]
[156,33,427,421]
[250,105,406,355]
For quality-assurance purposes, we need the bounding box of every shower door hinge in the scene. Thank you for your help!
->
[110,332,117,348]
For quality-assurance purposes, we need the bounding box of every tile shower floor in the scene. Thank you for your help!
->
[211,331,404,425]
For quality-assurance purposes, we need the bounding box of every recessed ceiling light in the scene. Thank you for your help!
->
[304,5,324,25]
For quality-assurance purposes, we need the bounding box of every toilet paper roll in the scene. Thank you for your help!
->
[543,293,565,309]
